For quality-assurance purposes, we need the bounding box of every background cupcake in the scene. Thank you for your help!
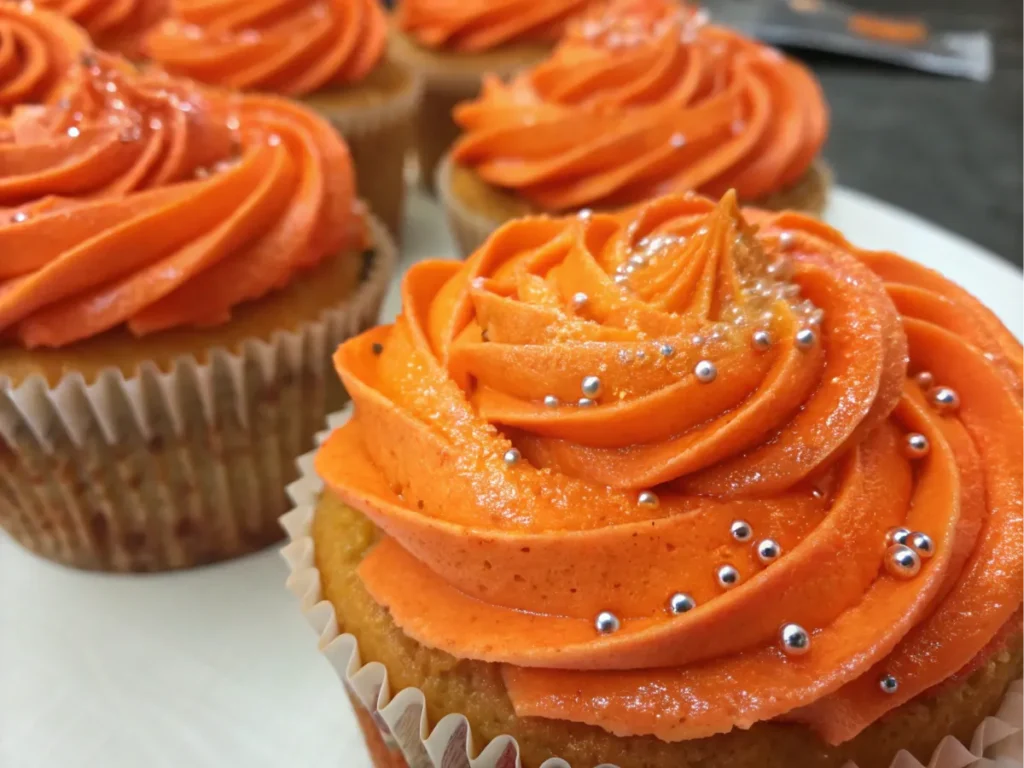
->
[0,2,92,113]
[0,54,394,572]
[144,0,421,238]
[35,0,168,58]
[285,192,1021,767]
[440,0,831,255]
[391,0,595,190]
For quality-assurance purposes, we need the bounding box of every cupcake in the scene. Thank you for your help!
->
[0,2,92,113]
[284,192,1022,767]
[0,54,395,572]
[391,0,595,190]
[439,0,831,255]
[143,0,422,238]
[35,0,168,58]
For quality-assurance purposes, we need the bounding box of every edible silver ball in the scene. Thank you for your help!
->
[595,611,620,634]
[543,395,560,408]
[572,292,589,309]
[779,623,810,655]
[751,330,772,351]
[885,544,921,579]
[668,593,696,615]
[795,328,816,350]
[694,360,717,383]
[716,564,740,589]
[659,343,675,358]
[777,231,795,249]
[879,674,899,694]
[909,531,934,559]
[730,520,752,542]
[913,370,935,389]
[503,448,521,467]
[581,375,603,398]
[884,527,912,547]
[578,397,597,408]
[691,334,705,346]
[903,433,930,458]
[757,538,782,564]
[928,386,960,413]
[638,490,660,508]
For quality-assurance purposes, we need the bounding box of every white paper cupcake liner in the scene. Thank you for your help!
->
[0,213,395,572]
[281,405,1024,768]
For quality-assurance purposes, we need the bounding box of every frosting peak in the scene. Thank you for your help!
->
[144,0,386,95]
[0,53,360,347]
[319,192,1022,744]
[35,0,168,58]
[452,0,829,208]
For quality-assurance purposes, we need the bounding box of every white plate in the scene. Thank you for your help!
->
[1,187,1021,768]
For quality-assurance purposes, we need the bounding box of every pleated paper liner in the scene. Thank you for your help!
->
[436,152,834,259]
[281,406,1023,768]
[0,213,395,573]
[304,58,424,240]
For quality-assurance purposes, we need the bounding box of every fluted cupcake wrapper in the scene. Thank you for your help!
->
[307,64,424,239]
[281,405,1023,768]
[0,213,395,573]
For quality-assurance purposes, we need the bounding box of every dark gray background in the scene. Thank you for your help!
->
[798,0,1021,265]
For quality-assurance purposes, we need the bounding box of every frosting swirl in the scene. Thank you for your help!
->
[144,0,386,95]
[35,0,168,58]
[396,0,592,53]
[0,2,91,113]
[318,192,1022,742]
[451,0,828,208]
[0,53,360,347]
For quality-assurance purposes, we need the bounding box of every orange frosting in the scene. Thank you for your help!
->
[451,0,828,209]
[0,53,360,348]
[0,2,92,114]
[35,0,168,58]
[317,191,1023,744]
[144,0,386,95]
[396,0,593,53]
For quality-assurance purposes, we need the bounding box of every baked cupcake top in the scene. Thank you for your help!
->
[396,0,592,52]
[0,2,92,113]
[452,0,828,208]
[318,191,1022,744]
[35,0,168,58]
[144,0,386,95]
[0,53,361,348]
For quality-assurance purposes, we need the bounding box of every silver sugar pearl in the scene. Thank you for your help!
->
[595,611,620,634]
[879,674,899,694]
[668,593,696,615]
[757,538,782,564]
[795,328,817,350]
[572,291,589,309]
[913,371,935,389]
[503,448,521,466]
[908,531,934,559]
[885,527,912,547]
[691,334,705,346]
[716,564,740,589]
[777,231,795,249]
[578,397,597,408]
[751,329,772,351]
[543,395,560,408]
[730,519,752,542]
[659,343,675,358]
[694,360,717,383]
[885,544,921,579]
[903,433,930,459]
[581,375,603,398]
[638,490,659,508]
[928,386,960,413]
[780,623,810,655]
[66,126,80,138]
[11,211,29,223]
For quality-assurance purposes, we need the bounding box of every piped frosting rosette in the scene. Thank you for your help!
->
[0,2,92,113]
[0,52,362,348]
[34,0,167,58]
[317,191,1023,744]
[144,0,386,95]
[452,0,828,209]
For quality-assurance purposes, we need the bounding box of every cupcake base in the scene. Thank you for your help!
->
[437,152,833,257]
[304,60,423,240]
[283,482,1023,768]
[0,214,395,573]
[388,27,551,193]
